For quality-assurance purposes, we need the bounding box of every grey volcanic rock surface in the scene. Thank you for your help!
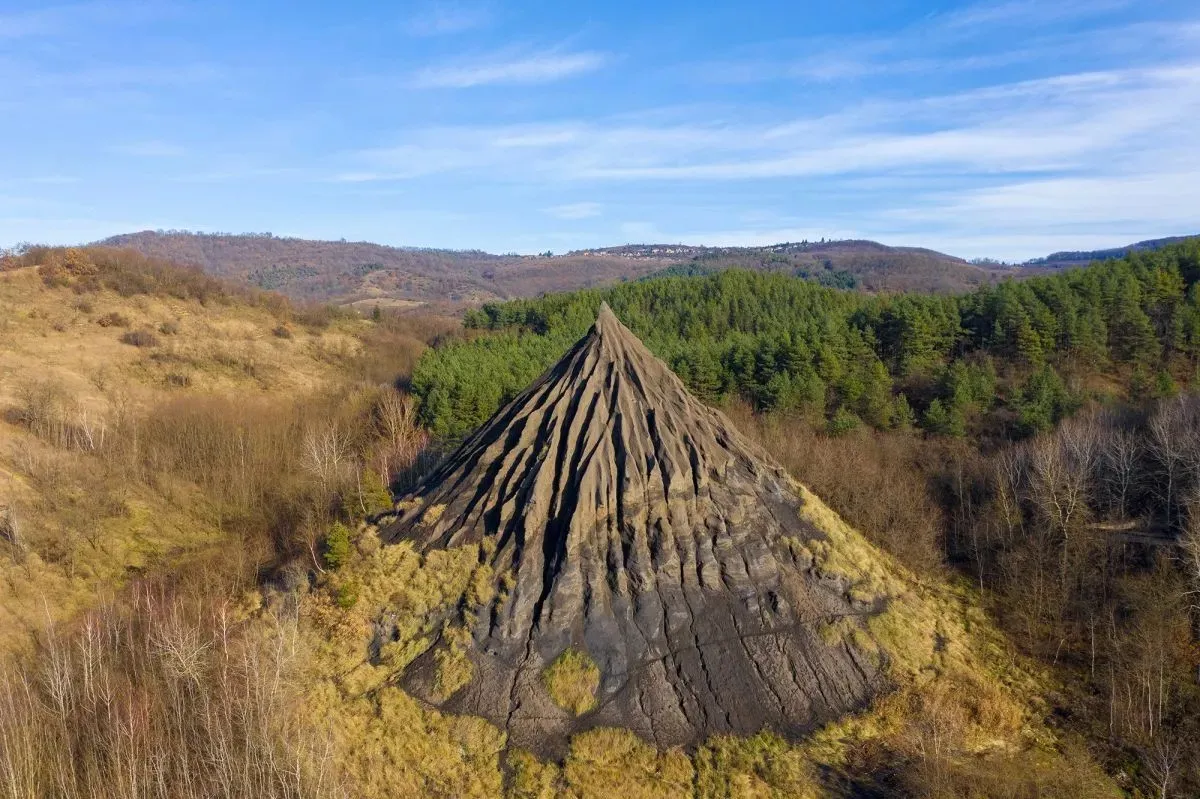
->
[378,304,882,757]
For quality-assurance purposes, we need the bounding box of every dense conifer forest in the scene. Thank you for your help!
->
[414,240,1200,441]
[410,241,1200,795]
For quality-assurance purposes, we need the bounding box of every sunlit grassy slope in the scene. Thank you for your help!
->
[0,258,369,648]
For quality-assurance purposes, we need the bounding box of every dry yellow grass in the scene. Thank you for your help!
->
[0,265,361,408]
[542,648,600,716]
[0,265,371,650]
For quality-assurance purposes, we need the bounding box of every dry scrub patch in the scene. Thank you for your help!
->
[0,265,359,410]
[0,264,390,652]
[541,649,600,716]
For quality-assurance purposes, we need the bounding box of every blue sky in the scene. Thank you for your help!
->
[2,0,1199,260]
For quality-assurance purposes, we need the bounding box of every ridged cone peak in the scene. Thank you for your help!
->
[376,306,882,757]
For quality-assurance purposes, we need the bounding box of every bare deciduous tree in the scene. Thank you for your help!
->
[0,502,26,561]
[1028,418,1100,591]
[1181,489,1200,614]
[1148,396,1200,525]
[301,422,350,492]
[1102,426,1142,519]
[372,388,428,486]
[1142,736,1182,799]
[0,591,340,799]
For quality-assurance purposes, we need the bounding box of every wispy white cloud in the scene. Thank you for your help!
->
[545,202,602,220]
[332,57,1200,259]
[405,2,490,36]
[694,0,1170,86]
[0,60,225,114]
[343,63,1200,184]
[934,0,1133,32]
[6,0,1198,258]
[889,170,1200,232]
[412,48,608,88]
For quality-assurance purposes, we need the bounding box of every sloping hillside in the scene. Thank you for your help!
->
[98,231,669,305]
[97,231,1000,306]
[1025,234,1200,270]
[0,247,1136,798]
[587,239,1001,294]
[0,246,446,649]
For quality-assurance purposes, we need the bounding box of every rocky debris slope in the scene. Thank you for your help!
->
[377,304,883,757]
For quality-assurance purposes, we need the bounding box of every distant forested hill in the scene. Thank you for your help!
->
[413,240,1200,439]
[575,239,1001,293]
[1025,234,1199,269]
[96,231,1000,305]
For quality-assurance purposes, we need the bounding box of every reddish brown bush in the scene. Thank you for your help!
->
[96,311,130,328]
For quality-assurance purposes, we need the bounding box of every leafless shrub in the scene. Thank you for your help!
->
[0,588,342,799]
[0,503,26,561]
[301,423,351,492]
[8,378,106,451]
[11,378,70,441]
[119,328,160,347]
[371,389,428,488]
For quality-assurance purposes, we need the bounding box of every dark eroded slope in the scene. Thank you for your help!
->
[379,305,882,757]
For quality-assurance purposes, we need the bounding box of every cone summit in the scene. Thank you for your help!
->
[378,303,882,756]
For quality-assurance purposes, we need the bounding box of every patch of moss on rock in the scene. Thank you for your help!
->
[434,643,473,701]
[505,750,560,799]
[541,648,600,716]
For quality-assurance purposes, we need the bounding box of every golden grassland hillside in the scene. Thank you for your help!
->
[0,247,451,651]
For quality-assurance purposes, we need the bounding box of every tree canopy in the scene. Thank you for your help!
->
[413,240,1200,441]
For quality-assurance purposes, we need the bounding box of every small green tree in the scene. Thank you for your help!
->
[324,522,353,569]
[1153,368,1178,399]
[342,468,393,520]
[922,398,965,437]
[826,407,860,437]
[335,580,360,608]
[890,394,916,431]
[1011,366,1074,435]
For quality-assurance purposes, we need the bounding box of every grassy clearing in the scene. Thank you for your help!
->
[0,254,443,652]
